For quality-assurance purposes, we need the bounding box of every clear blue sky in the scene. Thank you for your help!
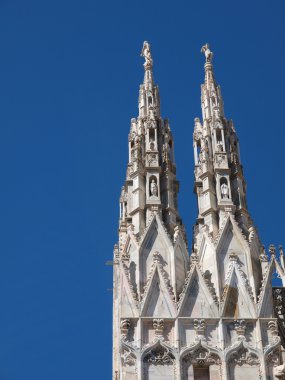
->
[0,0,284,379]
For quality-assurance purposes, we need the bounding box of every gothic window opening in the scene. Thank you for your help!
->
[193,366,210,380]
[149,128,155,151]
[196,141,201,164]
[216,129,223,151]
[168,140,173,161]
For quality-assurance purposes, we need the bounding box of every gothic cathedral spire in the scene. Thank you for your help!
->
[113,42,284,380]
[119,41,185,239]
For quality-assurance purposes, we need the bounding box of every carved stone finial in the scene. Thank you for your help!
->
[193,319,206,339]
[268,320,279,337]
[229,252,238,262]
[152,251,160,263]
[269,244,276,256]
[190,252,199,263]
[201,43,213,63]
[153,318,164,337]
[141,41,153,70]
[259,245,268,262]
[234,319,246,339]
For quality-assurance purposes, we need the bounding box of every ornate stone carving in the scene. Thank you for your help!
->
[268,320,279,338]
[183,347,221,366]
[203,270,219,304]
[120,319,130,340]
[153,319,164,337]
[173,225,179,243]
[266,348,280,365]
[269,244,276,256]
[259,245,268,262]
[234,319,246,339]
[193,319,206,339]
[221,182,229,199]
[274,363,285,379]
[144,346,174,365]
[229,346,259,366]
[121,348,136,366]
[248,226,256,243]
[141,41,153,70]
[150,179,158,197]
[201,43,213,63]
[113,42,284,380]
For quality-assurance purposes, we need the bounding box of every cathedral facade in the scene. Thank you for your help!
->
[112,42,285,379]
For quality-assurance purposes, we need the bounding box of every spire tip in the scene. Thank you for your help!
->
[201,43,213,63]
[141,41,153,70]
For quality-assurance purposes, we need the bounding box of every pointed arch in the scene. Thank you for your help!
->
[120,263,139,318]
[142,339,177,380]
[225,338,261,362]
[258,258,276,317]
[221,263,256,318]
[139,214,175,294]
[140,265,176,318]
[178,265,219,318]
[180,339,222,362]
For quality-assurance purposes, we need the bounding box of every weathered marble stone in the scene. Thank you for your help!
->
[113,42,284,380]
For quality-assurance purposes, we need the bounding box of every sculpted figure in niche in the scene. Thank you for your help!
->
[217,141,223,152]
[149,138,155,150]
[221,182,229,199]
[150,179,158,197]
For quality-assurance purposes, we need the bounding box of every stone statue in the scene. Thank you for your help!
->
[217,139,223,152]
[274,363,285,379]
[201,43,213,63]
[221,182,229,199]
[173,225,180,242]
[150,179,158,197]
[141,41,153,69]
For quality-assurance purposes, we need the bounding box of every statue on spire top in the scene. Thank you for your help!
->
[201,43,213,63]
[141,41,153,70]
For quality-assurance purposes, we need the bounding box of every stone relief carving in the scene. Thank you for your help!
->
[228,346,260,366]
[145,347,174,365]
[203,270,219,304]
[216,153,226,166]
[153,319,164,337]
[182,346,221,366]
[234,319,246,338]
[273,288,285,331]
[222,252,254,303]
[146,153,158,167]
[274,363,285,379]
[121,319,131,340]
[193,319,206,340]
[121,348,136,366]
